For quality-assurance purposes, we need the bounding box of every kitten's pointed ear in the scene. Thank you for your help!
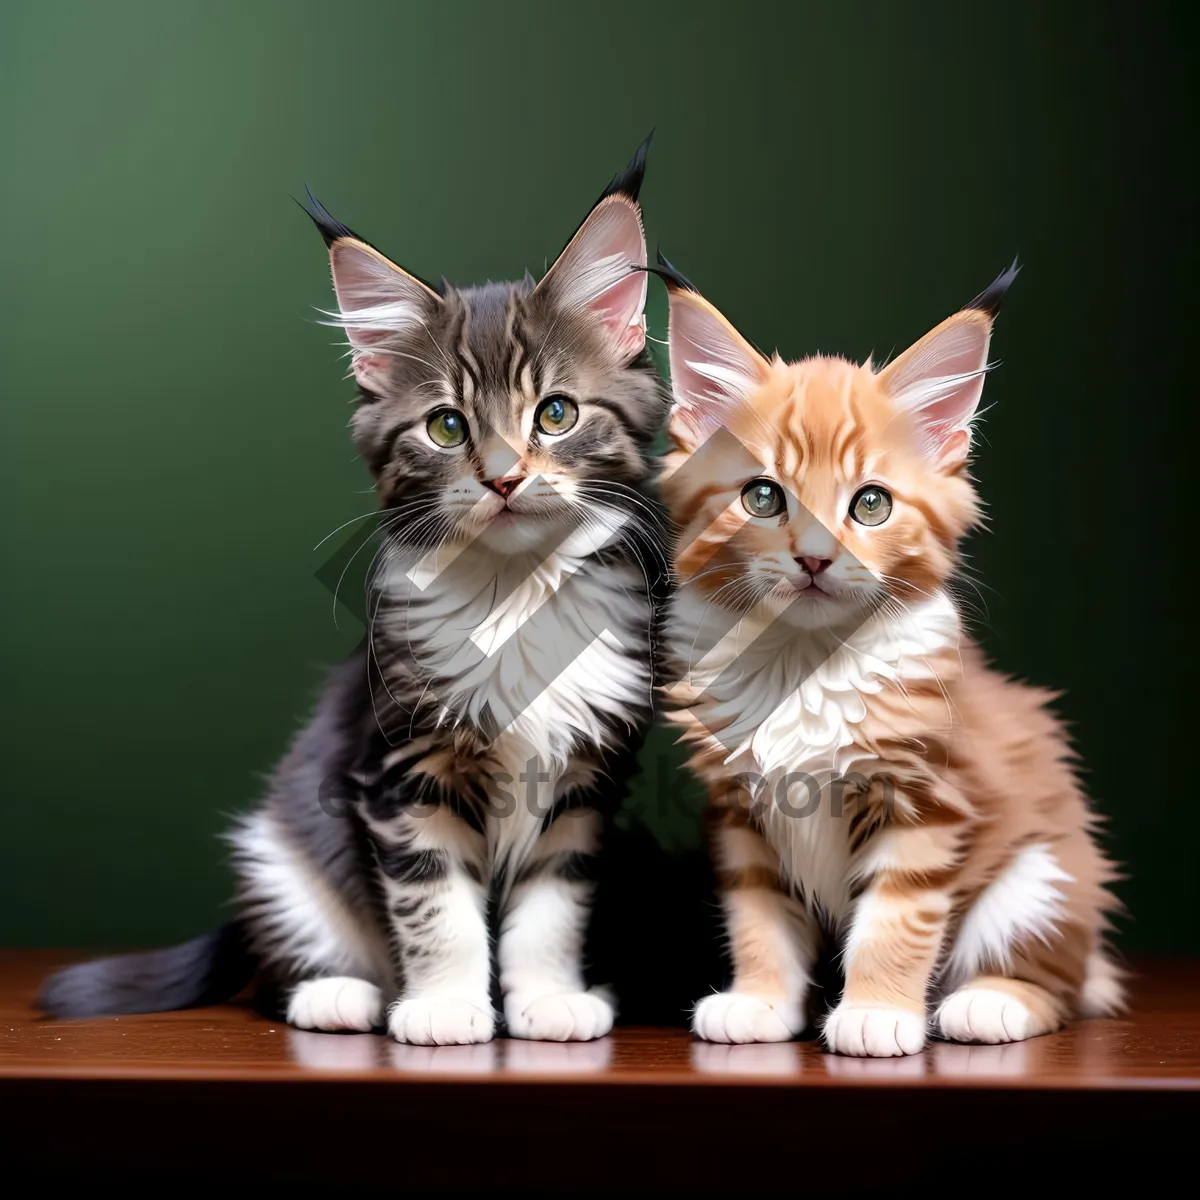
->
[300,188,441,393]
[534,136,652,363]
[879,260,1019,472]
[660,256,771,451]
[598,129,652,203]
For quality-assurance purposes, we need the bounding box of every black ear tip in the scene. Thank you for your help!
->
[647,249,698,294]
[601,129,655,203]
[297,185,361,249]
[966,256,1022,317]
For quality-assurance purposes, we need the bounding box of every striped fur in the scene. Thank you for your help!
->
[660,269,1123,1055]
[40,141,670,1046]
[243,143,669,1044]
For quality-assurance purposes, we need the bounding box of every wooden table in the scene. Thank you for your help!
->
[3,951,1198,1192]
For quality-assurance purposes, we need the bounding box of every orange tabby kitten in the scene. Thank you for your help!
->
[659,260,1123,1056]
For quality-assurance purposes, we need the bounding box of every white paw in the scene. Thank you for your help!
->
[691,992,803,1044]
[387,996,495,1045]
[286,978,383,1032]
[505,990,614,1042]
[936,987,1037,1044]
[823,1003,927,1057]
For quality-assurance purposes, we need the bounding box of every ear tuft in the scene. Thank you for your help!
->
[599,130,654,203]
[964,257,1021,318]
[298,186,444,296]
[297,186,361,249]
[650,248,701,294]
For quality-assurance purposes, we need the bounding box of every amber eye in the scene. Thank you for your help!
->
[850,485,893,526]
[740,479,785,519]
[535,396,579,436]
[426,409,467,448]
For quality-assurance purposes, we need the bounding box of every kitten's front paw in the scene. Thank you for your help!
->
[692,992,803,1043]
[824,1003,926,1057]
[936,987,1042,1044]
[287,977,383,1032]
[388,996,495,1045]
[506,990,614,1042]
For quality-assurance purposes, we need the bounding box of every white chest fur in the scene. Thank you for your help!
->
[671,591,961,921]
[381,537,651,869]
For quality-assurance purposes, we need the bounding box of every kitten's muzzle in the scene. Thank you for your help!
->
[785,571,827,595]
[482,473,525,500]
[784,554,834,595]
[797,555,832,577]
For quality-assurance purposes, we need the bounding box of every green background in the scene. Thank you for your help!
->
[1,0,1193,952]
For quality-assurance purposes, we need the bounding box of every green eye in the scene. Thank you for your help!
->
[740,479,785,519]
[535,396,579,436]
[850,485,893,526]
[426,409,467,448]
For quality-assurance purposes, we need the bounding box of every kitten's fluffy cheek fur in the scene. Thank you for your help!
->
[824,1003,927,1057]
[388,996,496,1045]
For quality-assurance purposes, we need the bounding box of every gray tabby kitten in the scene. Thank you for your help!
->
[41,138,670,1044]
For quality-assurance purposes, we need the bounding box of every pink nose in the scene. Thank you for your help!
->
[483,474,524,499]
[798,555,832,576]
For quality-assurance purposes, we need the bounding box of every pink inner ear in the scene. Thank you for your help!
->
[934,427,971,470]
[575,200,647,359]
[577,197,646,279]
[667,294,768,442]
[590,269,647,359]
[349,351,388,391]
[330,244,390,348]
[537,195,648,360]
[326,240,441,392]
[914,375,986,447]
[883,315,992,452]
[328,240,438,348]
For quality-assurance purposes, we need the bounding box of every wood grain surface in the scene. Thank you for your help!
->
[3,950,1197,1191]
